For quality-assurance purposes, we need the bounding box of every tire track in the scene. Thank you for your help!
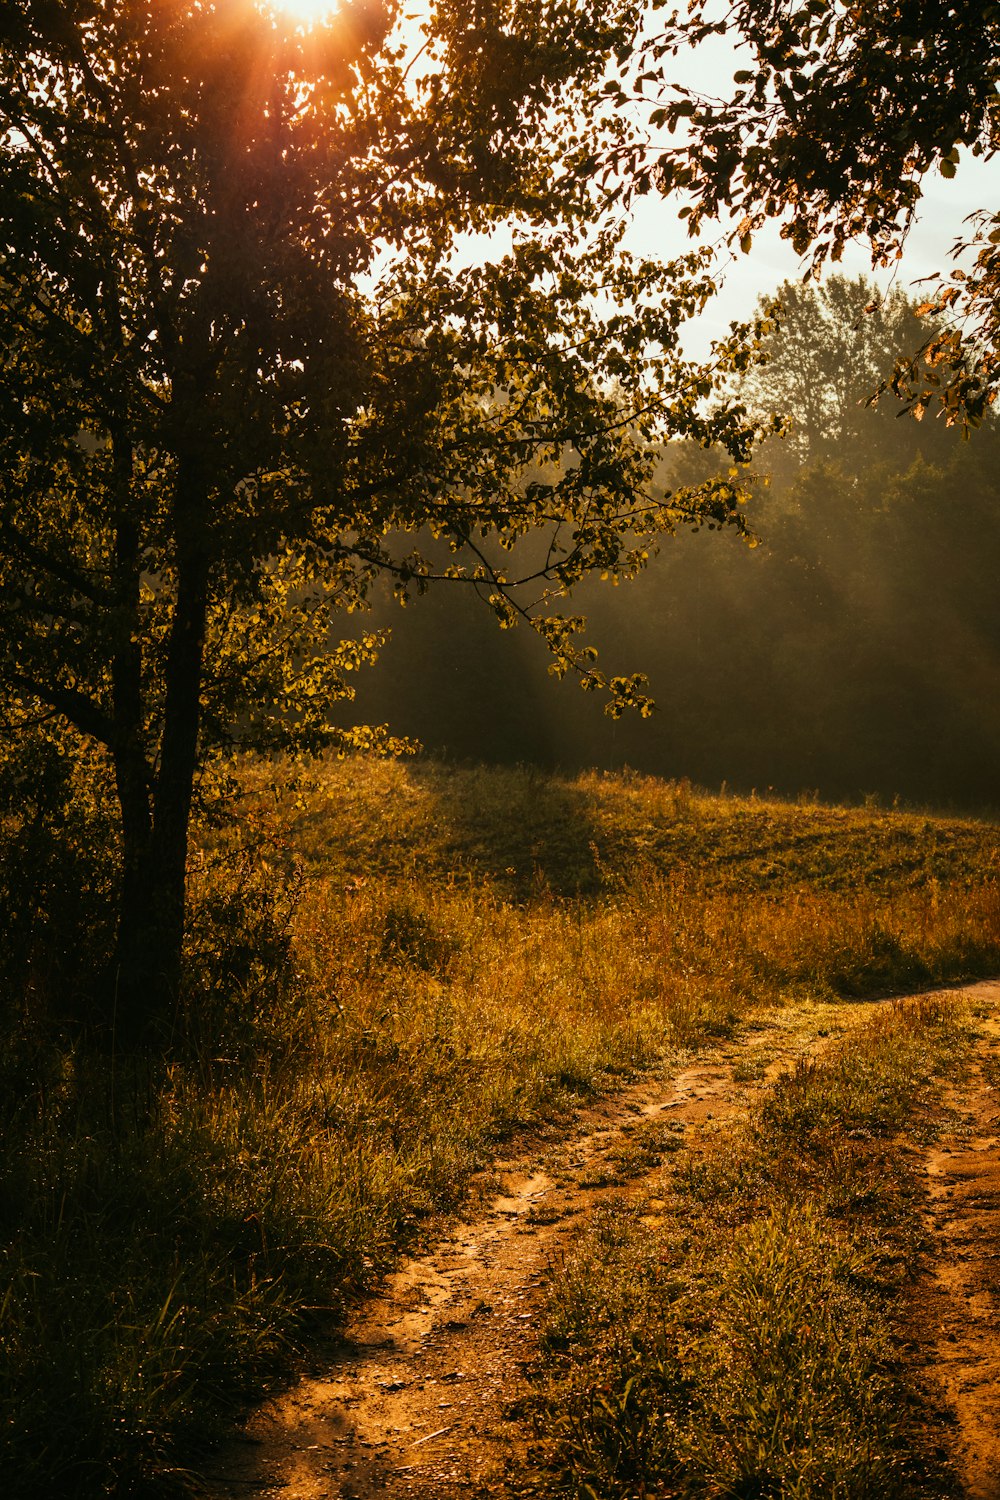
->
[913,985,1000,1500]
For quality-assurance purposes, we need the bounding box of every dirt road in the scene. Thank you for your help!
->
[913,991,1000,1500]
[208,997,883,1499]
[208,981,1000,1500]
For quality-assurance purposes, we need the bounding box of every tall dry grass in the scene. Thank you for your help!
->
[2,756,998,1494]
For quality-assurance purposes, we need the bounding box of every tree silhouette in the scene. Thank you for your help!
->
[0,0,769,1040]
[743,275,959,475]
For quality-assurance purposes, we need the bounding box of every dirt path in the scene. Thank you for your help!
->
[207,996,877,1500]
[913,984,1000,1500]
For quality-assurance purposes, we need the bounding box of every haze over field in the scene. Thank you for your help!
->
[346,269,1000,812]
[337,12,1000,811]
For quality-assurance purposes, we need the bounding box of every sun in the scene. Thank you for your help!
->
[274,0,340,25]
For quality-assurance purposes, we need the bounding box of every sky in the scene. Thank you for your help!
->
[624,153,1000,361]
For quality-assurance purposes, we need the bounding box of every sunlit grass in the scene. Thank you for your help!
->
[230,756,1000,900]
[2,757,998,1494]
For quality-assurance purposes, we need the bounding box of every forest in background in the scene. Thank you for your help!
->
[348,276,1000,811]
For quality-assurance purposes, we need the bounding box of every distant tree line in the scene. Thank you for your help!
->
[347,277,1000,811]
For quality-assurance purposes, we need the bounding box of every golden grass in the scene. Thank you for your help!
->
[3,755,999,1496]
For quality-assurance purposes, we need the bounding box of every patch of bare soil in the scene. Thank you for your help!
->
[913,982,1000,1500]
[206,998,874,1500]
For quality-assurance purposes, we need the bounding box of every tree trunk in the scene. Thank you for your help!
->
[111,457,209,1048]
[110,747,155,1045]
[111,821,191,1049]
[108,427,158,1044]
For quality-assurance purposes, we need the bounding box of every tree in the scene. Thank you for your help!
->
[0,0,770,1042]
[630,0,1000,422]
[741,274,960,475]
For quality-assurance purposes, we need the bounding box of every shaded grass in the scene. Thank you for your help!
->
[2,758,999,1495]
[530,994,970,1499]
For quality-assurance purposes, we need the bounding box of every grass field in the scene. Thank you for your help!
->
[2,757,999,1495]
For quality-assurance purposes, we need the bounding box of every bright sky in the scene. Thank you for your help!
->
[273,0,339,22]
[626,153,1000,362]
